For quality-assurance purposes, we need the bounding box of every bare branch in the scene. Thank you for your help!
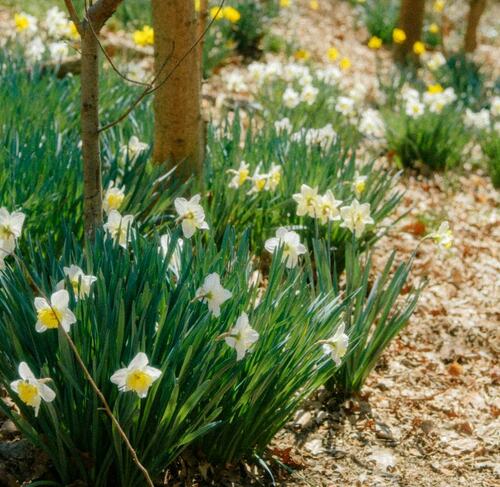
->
[64,0,82,34]
[98,0,226,133]
[85,14,151,88]
[87,0,124,32]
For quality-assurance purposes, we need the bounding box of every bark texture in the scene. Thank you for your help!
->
[464,0,487,52]
[152,0,204,182]
[80,27,102,238]
[394,0,426,63]
[64,0,124,237]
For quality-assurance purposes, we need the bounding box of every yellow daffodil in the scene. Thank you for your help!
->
[413,41,426,56]
[433,0,445,13]
[368,36,382,50]
[294,49,310,61]
[393,28,406,44]
[327,46,339,61]
[429,23,440,34]
[339,57,351,71]
[223,6,241,23]
[310,0,319,10]
[14,13,29,32]
[133,25,154,47]
[427,83,444,94]
[228,161,250,189]
[280,0,291,7]
[194,0,201,12]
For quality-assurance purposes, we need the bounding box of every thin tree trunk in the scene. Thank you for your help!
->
[394,0,426,63]
[464,0,487,53]
[80,26,103,238]
[152,0,204,182]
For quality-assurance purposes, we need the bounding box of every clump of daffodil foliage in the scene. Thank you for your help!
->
[0,224,354,485]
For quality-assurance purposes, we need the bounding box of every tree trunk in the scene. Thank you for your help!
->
[152,0,204,182]
[80,26,103,238]
[464,0,487,53]
[394,0,426,64]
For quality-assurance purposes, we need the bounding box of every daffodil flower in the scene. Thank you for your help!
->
[340,199,374,237]
[266,164,282,191]
[0,207,25,245]
[0,236,16,271]
[320,323,349,366]
[103,185,125,214]
[56,265,97,300]
[432,221,453,249]
[224,313,259,361]
[174,194,209,239]
[353,173,368,197]
[121,136,148,157]
[393,28,407,44]
[196,273,232,317]
[34,289,76,333]
[247,169,268,195]
[293,184,319,218]
[110,353,161,399]
[265,227,307,269]
[104,210,134,248]
[159,233,184,278]
[316,190,342,225]
[11,362,55,417]
[228,161,250,189]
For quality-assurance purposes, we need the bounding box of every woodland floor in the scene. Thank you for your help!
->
[0,1,499,486]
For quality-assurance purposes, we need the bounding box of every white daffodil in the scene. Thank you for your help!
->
[283,87,300,109]
[335,96,356,117]
[301,84,319,105]
[110,352,161,399]
[103,185,125,214]
[174,194,209,239]
[321,323,349,366]
[104,210,134,248]
[48,41,69,61]
[266,164,282,191]
[432,221,453,249]
[353,173,368,197]
[406,99,425,118]
[56,265,97,300]
[340,199,374,237]
[316,190,342,225]
[34,290,76,333]
[293,184,319,218]
[11,362,56,417]
[159,234,184,278]
[265,227,307,269]
[196,273,232,317]
[228,161,250,189]
[247,168,269,195]
[274,117,292,134]
[224,312,259,361]
[0,207,25,245]
[0,237,16,271]
[121,136,148,158]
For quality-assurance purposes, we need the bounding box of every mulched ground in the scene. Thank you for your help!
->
[0,1,498,486]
